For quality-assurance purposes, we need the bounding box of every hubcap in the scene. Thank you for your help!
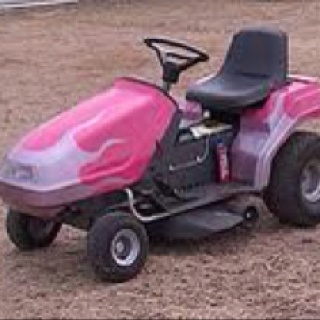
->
[111,229,140,267]
[300,159,320,203]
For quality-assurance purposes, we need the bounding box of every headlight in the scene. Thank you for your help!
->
[0,159,37,182]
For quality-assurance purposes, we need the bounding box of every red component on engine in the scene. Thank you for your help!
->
[216,139,230,182]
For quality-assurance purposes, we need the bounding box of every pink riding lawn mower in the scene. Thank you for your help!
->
[1,27,320,282]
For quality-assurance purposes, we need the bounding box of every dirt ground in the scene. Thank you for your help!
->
[0,0,320,319]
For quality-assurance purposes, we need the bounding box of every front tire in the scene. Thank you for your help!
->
[264,131,320,227]
[6,209,62,251]
[87,212,149,283]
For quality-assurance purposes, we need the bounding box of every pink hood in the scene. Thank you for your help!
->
[3,78,176,196]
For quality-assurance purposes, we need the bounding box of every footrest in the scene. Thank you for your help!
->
[148,204,244,240]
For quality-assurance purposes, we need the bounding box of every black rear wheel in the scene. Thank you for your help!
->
[264,131,320,227]
[6,209,62,250]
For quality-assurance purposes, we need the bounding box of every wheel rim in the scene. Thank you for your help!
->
[300,159,320,203]
[111,229,140,267]
[28,218,57,241]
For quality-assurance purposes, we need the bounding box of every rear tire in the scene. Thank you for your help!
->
[87,212,149,283]
[6,209,62,251]
[264,131,320,227]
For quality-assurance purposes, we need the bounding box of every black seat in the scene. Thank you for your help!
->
[186,27,288,113]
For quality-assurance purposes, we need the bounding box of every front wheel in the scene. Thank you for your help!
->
[87,212,149,283]
[264,131,320,227]
[6,209,62,251]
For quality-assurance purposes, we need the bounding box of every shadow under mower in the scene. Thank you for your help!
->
[1,27,320,282]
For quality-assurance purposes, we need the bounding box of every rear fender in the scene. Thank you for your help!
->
[231,76,320,190]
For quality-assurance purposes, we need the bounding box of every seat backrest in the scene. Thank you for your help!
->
[221,27,288,88]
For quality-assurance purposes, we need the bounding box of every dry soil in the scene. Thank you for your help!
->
[0,1,320,319]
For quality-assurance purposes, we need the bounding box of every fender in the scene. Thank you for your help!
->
[232,75,320,190]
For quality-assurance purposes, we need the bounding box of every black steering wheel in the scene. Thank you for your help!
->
[144,37,209,90]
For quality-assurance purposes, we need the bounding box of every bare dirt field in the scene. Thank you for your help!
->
[0,0,320,319]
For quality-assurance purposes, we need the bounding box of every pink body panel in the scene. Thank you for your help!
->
[232,75,320,189]
[0,78,175,213]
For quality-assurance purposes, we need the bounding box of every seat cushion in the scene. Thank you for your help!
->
[186,27,288,113]
[186,73,271,112]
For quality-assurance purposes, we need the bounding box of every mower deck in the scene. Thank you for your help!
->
[129,182,256,223]
[168,182,255,213]
[147,202,246,240]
